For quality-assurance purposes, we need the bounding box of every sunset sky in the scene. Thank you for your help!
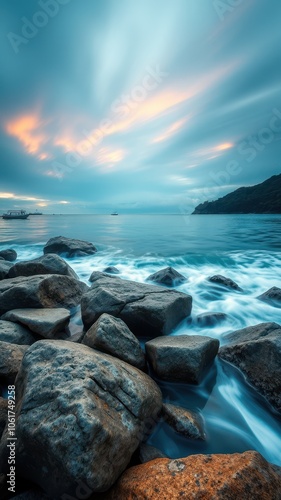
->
[1,0,281,213]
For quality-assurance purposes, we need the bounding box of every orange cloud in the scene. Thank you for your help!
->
[152,117,188,144]
[96,147,126,169]
[0,192,48,202]
[6,114,47,157]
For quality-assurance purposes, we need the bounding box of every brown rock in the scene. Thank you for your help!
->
[105,451,281,499]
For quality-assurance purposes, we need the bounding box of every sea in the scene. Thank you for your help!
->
[0,213,281,465]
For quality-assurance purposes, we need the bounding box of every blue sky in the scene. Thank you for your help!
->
[0,0,281,213]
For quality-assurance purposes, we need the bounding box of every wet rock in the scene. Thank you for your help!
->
[105,451,281,499]
[0,340,162,498]
[219,322,281,412]
[43,236,97,257]
[102,266,120,275]
[257,286,281,308]
[139,443,168,463]
[0,341,28,382]
[82,313,146,370]
[208,274,243,291]
[8,254,78,280]
[146,267,187,288]
[0,249,17,262]
[0,398,8,438]
[145,335,219,383]
[0,261,13,280]
[2,308,70,339]
[82,272,192,336]
[162,403,205,440]
[0,320,38,345]
[0,274,88,315]
[197,311,228,326]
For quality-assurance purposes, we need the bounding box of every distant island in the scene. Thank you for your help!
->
[192,174,281,214]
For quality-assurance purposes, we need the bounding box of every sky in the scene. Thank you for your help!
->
[0,0,281,214]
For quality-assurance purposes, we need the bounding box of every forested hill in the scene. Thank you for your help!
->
[192,174,281,214]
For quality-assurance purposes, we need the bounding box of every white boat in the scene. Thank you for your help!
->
[2,210,29,220]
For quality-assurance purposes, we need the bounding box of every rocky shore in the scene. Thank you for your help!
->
[0,236,280,499]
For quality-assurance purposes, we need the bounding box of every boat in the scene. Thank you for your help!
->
[2,210,29,220]
[111,212,118,215]
[29,210,43,215]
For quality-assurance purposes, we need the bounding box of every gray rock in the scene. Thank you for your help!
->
[257,286,281,308]
[0,249,17,262]
[0,274,88,315]
[0,261,13,280]
[82,273,192,337]
[162,403,205,440]
[12,491,52,499]
[197,312,228,326]
[139,443,168,463]
[0,320,38,345]
[2,308,70,339]
[43,236,97,258]
[219,322,281,412]
[146,267,187,287]
[208,274,243,291]
[145,335,219,383]
[8,253,78,279]
[0,340,162,498]
[82,313,146,370]
[0,398,8,438]
[0,341,28,382]
[102,266,120,275]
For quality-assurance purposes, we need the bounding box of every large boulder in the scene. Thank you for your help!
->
[0,274,88,315]
[0,261,13,280]
[145,335,219,383]
[257,286,281,308]
[146,267,187,288]
[8,254,78,280]
[43,236,97,257]
[219,322,281,412]
[0,340,162,498]
[0,249,17,262]
[0,341,28,382]
[0,320,38,345]
[82,313,146,370]
[197,311,228,326]
[162,403,205,440]
[2,308,70,339]
[82,273,192,336]
[105,451,281,499]
[208,274,243,291]
[102,266,120,275]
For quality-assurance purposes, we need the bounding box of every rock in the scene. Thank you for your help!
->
[82,313,146,370]
[0,249,17,262]
[8,254,78,279]
[105,451,281,499]
[162,403,205,439]
[257,286,281,308]
[0,398,8,438]
[0,340,162,498]
[197,312,228,326]
[82,273,192,336]
[11,489,52,499]
[0,261,13,280]
[0,274,88,315]
[2,308,70,339]
[208,274,243,291]
[145,335,219,383]
[219,322,281,412]
[139,444,168,463]
[146,267,187,287]
[102,266,120,275]
[0,341,28,382]
[0,320,38,345]
[43,236,97,258]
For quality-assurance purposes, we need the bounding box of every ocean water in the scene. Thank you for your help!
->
[0,214,281,465]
